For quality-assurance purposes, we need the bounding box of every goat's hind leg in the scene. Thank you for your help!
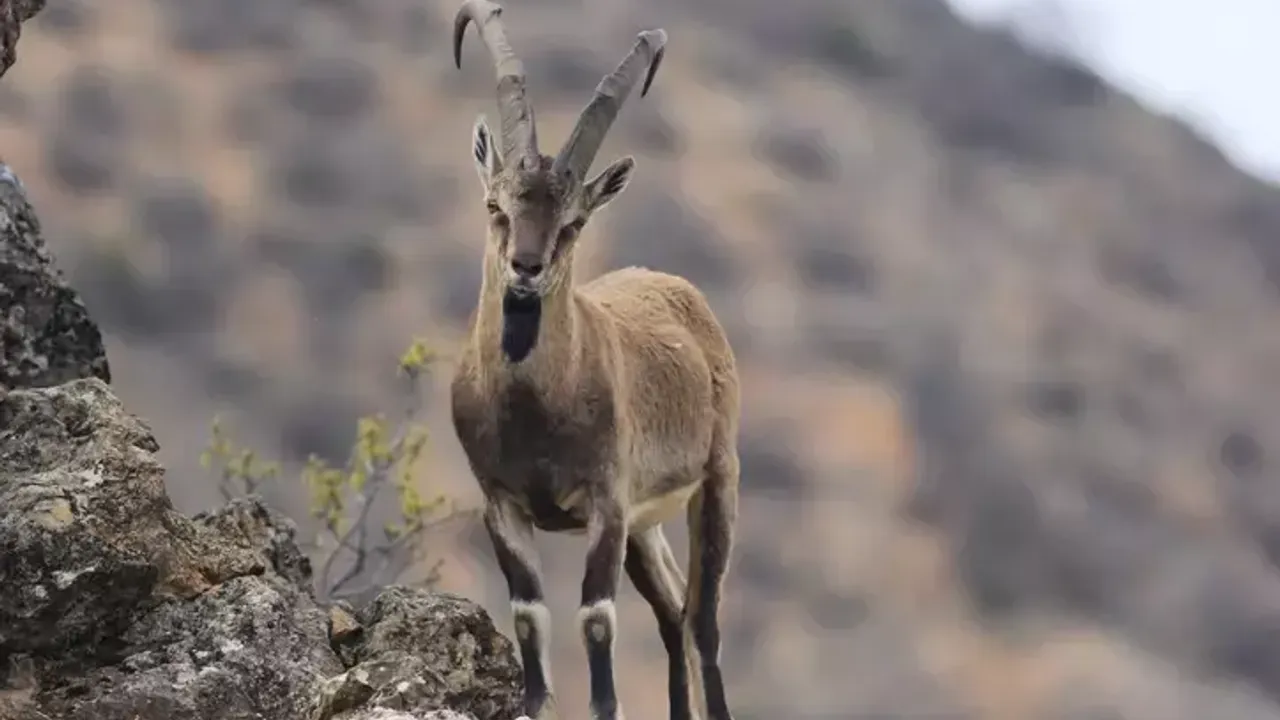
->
[685,448,739,720]
[484,499,558,720]
[626,526,693,720]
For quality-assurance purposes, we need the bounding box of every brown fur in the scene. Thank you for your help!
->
[452,259,740,529]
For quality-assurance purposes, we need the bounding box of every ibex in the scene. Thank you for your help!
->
[447,2,741,719]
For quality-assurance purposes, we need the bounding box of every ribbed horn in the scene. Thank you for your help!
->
[453,0,539,166]
[552,29,666,181]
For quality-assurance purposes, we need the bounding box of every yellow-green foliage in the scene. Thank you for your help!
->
[200,415,281,500]
[201,337,463,599]
[301,414,441,539]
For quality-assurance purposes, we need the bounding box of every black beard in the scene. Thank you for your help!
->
[501,290,542,363]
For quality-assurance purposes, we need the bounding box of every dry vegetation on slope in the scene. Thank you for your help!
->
[4,0,1280,717]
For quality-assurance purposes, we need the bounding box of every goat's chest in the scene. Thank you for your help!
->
[455,378,618,501]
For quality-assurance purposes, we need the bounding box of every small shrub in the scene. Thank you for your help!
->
[201,337,468,601]
[202,415,282,501]
[810,22,889,80]
[754,123,840,184]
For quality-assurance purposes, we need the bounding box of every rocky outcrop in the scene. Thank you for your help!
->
[0,0,44,79]
[312,588,523,720]
[0,5,522,712]
[0,379,274,663]
[315,595,520,720]
[1,0,108,391]
[0,379,524,720]
[0,162,111,390]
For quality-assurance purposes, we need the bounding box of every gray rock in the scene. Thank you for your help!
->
[313,620,526,720]
[338,710,485,720]
[0,379,522,720]
[37,573,343,720]
[0,378,266,662]
[349,587,523,720]
[312,650,450,720]
[0,162,111,389]
[192,496,316,592]
[0,0,46,78]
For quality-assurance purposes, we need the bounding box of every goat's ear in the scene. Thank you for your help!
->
[472,115,500,190]
[584,156,635,212]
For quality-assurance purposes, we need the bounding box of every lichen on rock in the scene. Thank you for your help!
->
[341,588,523,720]
[0,377,523,720]
[0,161,111,390]
[37,573,344,720]
[0,378,268,663]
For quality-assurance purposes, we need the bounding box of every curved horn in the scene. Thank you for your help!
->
[553,29,667,181]
[453,0,538,166]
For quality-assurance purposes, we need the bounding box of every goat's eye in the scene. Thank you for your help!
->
[486,201,508,226]
[558,219,585,241]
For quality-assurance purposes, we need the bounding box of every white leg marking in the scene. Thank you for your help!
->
[512,599,554,690]
[581,599,624,720]
[578,598,618,649]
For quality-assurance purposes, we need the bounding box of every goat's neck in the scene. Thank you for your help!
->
[473,260,579,391]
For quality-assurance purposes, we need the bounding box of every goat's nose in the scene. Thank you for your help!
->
[511,256,544,278]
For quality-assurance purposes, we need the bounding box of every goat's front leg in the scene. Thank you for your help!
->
[580,491,628,720]
[484,498,557,720]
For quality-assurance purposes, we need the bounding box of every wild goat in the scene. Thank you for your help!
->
[447,2,741,719]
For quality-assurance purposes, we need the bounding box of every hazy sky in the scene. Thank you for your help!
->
[947,0,1280,183]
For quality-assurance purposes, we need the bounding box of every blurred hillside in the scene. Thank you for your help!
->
[4,0,1280,717]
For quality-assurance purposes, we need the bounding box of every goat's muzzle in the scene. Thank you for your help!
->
[505,275,541,300]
